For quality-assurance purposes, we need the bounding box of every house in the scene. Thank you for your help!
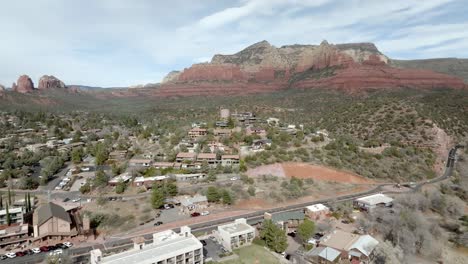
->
[90,226,203,264]
[264,211,305,233]
[153,162,176,169]
[108,150,127,161]
[176,152,197,163]
[266,117,280,126]
[197,153,217,165]
[319,230,379,263]
[214,128,232,137]
[109,172,133,186]
[0,207,24,225]
[188,128,208,139]
[174,173,206,182]
[220,108,230,119]
[252,139,272,150]
[215,121,229,128]
[32,202,78,240]
[191,122,207,128]
[129,158,152,167]
[178,195,208,213]
[246,127,267,137]
[133,176,167,188]
[354,194,393,211]
[305,204,330,220]
[216,218,256,252]
[305,246,341,264]
[25,143,48,152]
[221,155,240,166]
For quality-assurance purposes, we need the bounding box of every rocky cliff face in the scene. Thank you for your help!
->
[38,75,66,90]
[158,40,465,96]
[12,75,35,93]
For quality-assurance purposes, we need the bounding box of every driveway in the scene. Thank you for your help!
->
[203,237,225,261]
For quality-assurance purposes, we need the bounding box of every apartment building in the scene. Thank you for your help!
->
[0,207,24,225]
[90,226,203,264]
[216,218,255,251]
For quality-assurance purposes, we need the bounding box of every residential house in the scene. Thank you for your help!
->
[0,207,24,225]
[176,152,197,163]
[215,121,229,128]
[153,162,176,169]
[305,204,330,221]
[246,127,267,137]
[108,150,128,161]
[133,176,167,188]
[319,230,379,263]
[90,226,203,264]
[188,128,207,139]
[25,143,48,153]
[214,128,232,137]
[208,142,231,154]
[264,211,305,233]
[109,172,133,187]
[178,195,208,213]
[252,139,272,150]
[32,202,79,240]
[181,163,202,170]
[305,246,341,264]
[216,218,256,252]
[197,153,217,165]
[354,194,393,212]
[129,158,152,167]
[174,173,206,182]
[221,155,240,166]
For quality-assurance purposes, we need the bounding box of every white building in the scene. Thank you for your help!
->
[354,193,393,211]
[0,207,24,225]
[90,226,203,264]
[305,203,330,220]
[216,218,255,251]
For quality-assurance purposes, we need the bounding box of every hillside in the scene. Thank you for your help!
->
[391,58,468,82]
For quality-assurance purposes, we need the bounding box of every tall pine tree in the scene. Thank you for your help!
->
[0,195,3,210]
[7,188,11,206]
[5,203,11,226]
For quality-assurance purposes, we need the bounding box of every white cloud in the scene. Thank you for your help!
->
[0,0,466,87]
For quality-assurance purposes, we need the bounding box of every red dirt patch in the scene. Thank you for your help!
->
[282,162,374,184]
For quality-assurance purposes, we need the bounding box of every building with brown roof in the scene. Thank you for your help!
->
[197,153,217,165]
[176,152,197,163]
[32,202,79,240]
[221,155,240,166]
[188,128,207,139]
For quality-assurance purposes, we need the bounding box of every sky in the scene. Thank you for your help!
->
[1,0,467,87]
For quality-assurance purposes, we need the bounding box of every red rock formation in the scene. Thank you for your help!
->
[38,75,66,90]
[13,75,34,93]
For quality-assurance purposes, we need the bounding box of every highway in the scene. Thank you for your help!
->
[2,145,463,264]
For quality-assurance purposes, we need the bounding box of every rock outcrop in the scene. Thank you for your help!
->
[12,75,35,93]
[38,75,66,90]
[156,40,466,96]
[161,71,181,84]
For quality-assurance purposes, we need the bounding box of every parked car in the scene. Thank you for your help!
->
[230,177,239,181]
[154,221,163,226]
[63,242,73,248]
[191,212,200,217]
[5,252,16,258]
[0,255,7,260]
[201,211,210,216]
[15,251,25,257]
[47,245,57,251]
[72,198,81,203]
[32,248,41,254]
[24,249,34,255]
[56,243,67,249]
[39,246,50,252]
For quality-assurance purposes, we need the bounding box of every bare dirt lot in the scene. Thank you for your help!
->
[247,162,375,184]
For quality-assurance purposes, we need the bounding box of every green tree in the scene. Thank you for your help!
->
[0,195,3,210]
[7,188,12,206]
[93,170,108,188]
[297,219,315,245]
[239,159,247,172]
[115,180,127,194]
[247,186,256,196]
[72,130,83,143]
[221,189,233,205]
[71,147,83,164]
[207,170,217,182]
[79,182,91,194]
[151,188,165,209]
[206,186,220,203]
[227,117,235,128]
[261,220,288,253]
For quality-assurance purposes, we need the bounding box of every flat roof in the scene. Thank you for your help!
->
[101,235,201,264]
[306,203,329,212]
[355,194,393,205]
[219,222,254,235]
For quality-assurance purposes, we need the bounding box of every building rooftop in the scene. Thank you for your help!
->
[0,207,23,215]
[306,246,341,262]
[320,229,379,257]
[197,153,216,159]
[219,219,254,235]
[100,231,202,264]
[355,193,393,206]
[270,211,305,223]
[306,203,329,212]
[222,155,240,159]
[34,202,71,226]
[176,152,197,158]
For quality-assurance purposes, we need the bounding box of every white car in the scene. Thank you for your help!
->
[201,211,210,216]
[230,177,238,181]
[55,186,62,190]
[49,249,63,256]
[72,198,81,203]
[5,252,16,258]
[32,248,41,254]
[63,242,73,248]
[81,167,90,172]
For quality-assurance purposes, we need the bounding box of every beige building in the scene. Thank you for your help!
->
[32,202,77,240]
[216,218,255,251]
[0,207,24,225]
[305,204,330,221]
[90,226,203,264]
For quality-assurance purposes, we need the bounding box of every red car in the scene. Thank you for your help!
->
[191,212,200,217]
[15,251,25,257]
[40,246,50,252]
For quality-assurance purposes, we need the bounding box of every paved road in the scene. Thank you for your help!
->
[2,145,463,264]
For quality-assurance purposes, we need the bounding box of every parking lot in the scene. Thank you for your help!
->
[201,237,226,262]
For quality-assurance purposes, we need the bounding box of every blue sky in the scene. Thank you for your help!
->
[1,0,467,87]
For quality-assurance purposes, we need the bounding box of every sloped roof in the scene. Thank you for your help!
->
[349,234,379,257]
[270,210,304,223]
[306,246,341,262]
[35,202,71,226]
